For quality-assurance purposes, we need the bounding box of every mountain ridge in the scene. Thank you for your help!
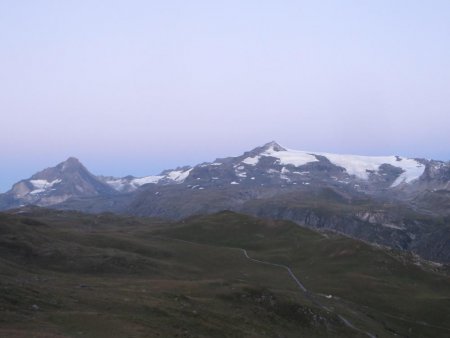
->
[1,141,449,215]
[0,142,449,263]
[2,141,448,196]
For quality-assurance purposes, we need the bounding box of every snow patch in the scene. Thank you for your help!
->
[106,176,163,191]
[262,146,319,167]
[30,179,61,189]
[293,171,309,175]
[266,169,279,174]
[242,156,260,165]
[280,167,291,181]
[166,168,193,182]
[381,223,406,230]
[133,176,163,186]
[105,179,127,191]
[29,179,62,194]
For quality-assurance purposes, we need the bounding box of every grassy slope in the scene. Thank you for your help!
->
[161,211,450,338]
[0,209,357,338]
[0,208,449,337]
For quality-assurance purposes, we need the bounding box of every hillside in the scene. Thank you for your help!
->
[1,208,449,337]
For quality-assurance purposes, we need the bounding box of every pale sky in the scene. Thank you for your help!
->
[1,1,449,191]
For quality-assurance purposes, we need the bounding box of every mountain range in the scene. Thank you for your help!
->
[1,141,449,262]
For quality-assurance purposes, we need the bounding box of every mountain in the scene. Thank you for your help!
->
[93,141,449,216]
[1,142,449,262]
[99,141,448,200]
[0,157,116,209]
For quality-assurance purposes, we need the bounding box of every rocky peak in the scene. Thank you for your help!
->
[1,157,116,209]
[28,157,88,183]
[260,141,286,152]
[56,157,84,172]
[242,141,287,159]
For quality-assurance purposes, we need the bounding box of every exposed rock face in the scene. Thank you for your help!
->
[0,157,116,209]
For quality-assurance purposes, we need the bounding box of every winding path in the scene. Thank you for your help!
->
[242,249,307,291]
[241,248,376,338]
[160,236,376,336]
[160,235,450,336]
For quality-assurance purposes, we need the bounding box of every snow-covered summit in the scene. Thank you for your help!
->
[242,144,318,168]
[238,142,426,187]
[77,143,432,194]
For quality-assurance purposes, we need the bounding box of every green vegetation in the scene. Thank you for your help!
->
[0,208,449,337]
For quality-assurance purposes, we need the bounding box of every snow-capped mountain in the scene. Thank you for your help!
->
[239,141,425,187]
[1,142,448,262]
[172,141,430,191]
[0,157,116,209]
[2,142,447,208]
[97,141,443,194]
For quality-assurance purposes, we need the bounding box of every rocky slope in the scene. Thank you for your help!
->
[0,157,116,209]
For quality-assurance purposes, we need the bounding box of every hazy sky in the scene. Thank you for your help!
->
[1,1,449,191]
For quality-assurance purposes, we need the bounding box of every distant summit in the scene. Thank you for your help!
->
[261,141,286,152]
[0,157,116,208]
[59,156,83,169]
[243,141,286,158]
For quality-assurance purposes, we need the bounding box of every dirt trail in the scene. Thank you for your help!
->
[241,249,376,338]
